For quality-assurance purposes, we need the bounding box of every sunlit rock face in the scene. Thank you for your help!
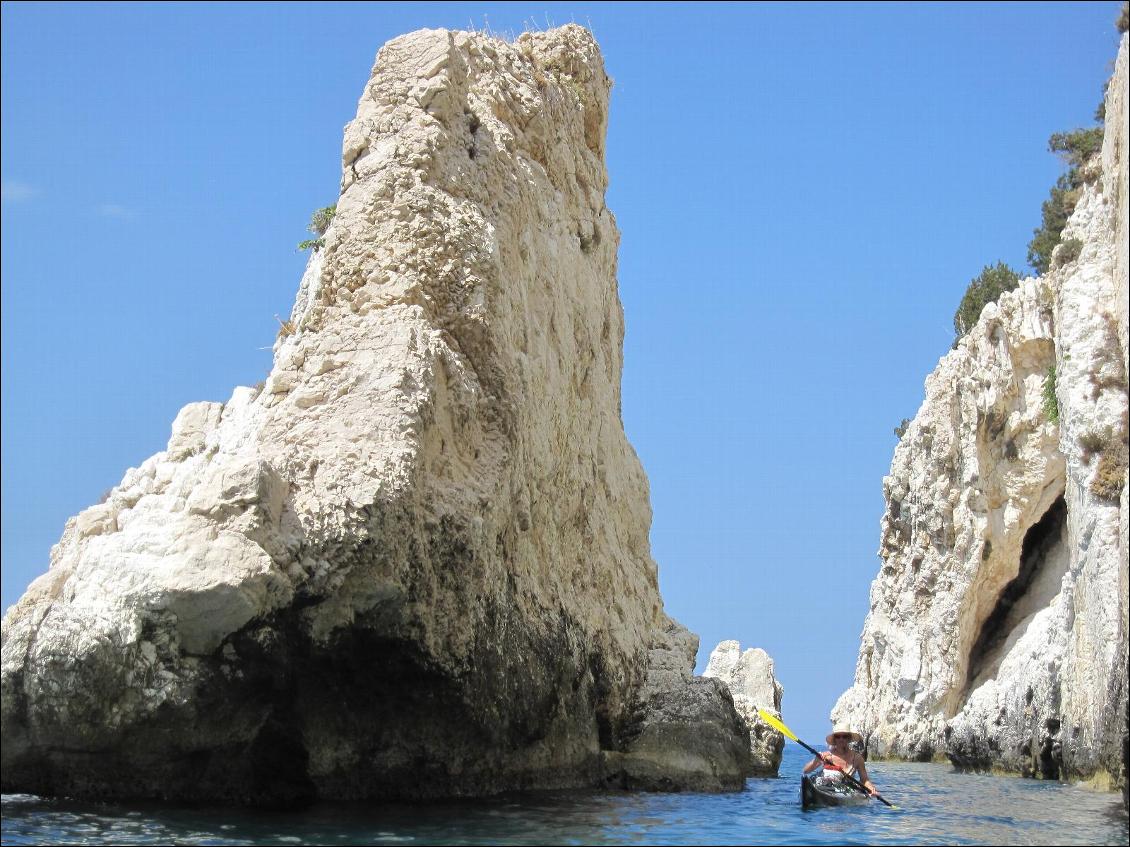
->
[0,25,749,805]
[835,34,1129,803]
[704,640,785,775]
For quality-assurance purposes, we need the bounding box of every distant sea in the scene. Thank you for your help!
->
[3,746,1127,845]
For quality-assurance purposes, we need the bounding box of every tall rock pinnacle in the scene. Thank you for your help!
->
[1,26,749,804]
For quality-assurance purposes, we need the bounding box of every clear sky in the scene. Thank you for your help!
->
[2,1,1123,747]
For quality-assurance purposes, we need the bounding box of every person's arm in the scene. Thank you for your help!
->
[802,753,828,774]
[855,755,880,796]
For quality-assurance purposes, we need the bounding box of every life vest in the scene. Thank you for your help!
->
[821,757,855,781]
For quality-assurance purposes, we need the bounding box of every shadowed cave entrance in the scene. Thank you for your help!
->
[964,495,1069,695]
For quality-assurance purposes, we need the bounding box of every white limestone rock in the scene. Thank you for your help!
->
[167,402,224,461]
[704,640,785,775]
[1,26,748,805]
[834,35,1129,800]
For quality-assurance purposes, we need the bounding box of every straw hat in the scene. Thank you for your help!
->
[826,724,863,745]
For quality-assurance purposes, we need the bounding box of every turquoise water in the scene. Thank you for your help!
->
[2,747,1126,845]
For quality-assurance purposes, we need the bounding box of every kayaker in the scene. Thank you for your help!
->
[801,725,882,799]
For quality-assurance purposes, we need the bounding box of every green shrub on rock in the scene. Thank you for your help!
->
[1048,128,1104,174]
[1054,237,1084,268]
[953,262,1021,340]
[1028,128,1103,275]
[298,204,337,252]
[1042,365,1059,425]
[1028,181,1076,276]
[1092,435,1128,500]
[308,205,336,235]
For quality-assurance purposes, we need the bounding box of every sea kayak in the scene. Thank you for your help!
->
[801,775,871,809]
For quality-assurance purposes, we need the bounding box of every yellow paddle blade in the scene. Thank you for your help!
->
[757,708,798,741]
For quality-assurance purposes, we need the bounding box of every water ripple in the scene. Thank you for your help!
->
[2,749,1126,845]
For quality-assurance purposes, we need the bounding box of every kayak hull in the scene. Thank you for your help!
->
[801,775,871,809]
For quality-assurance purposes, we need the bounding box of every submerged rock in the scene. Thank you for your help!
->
[0,26,748,804]
[834,34,1129,802]
[703,640,785,776]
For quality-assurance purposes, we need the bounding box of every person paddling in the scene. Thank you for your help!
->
[801,725,882,799]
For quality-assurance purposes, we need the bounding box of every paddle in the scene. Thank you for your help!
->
[757,708,898,809]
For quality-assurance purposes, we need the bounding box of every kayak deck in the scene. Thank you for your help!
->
[801,775,871,809]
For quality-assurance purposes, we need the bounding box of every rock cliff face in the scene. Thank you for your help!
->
[704,641,785,775]
[834,34,1129,801]
[0,26,748,804]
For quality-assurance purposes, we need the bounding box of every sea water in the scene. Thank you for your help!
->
[3,746,1126,845]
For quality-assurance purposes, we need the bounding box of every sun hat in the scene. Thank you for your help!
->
[826,725,863,745]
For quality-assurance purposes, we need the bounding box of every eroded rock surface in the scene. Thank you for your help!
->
[1,26,748,804]
[834,34,1129,802]
[601,620,752,791]
[703,640,784,775]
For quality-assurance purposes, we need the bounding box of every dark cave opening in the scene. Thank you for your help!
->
[964,495,1068,695]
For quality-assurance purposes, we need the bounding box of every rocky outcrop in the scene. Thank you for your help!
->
[703,640,784,775]
[0,26,748,804]
[834,34,1129,800]
[601,620,751,791]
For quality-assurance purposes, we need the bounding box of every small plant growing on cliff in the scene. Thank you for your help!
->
[1053,237,1084,268]
[1092,432,1128,501]
[1042,365,1059,425]
[1118,1,1128,34]
[297,204,336,252]
[1028,180,1077,275]
[1028,127,1104,275]
[1079,429,1107,462]
[953,262,1021,339]
[894,418,912,440]
[1048,128,1104,174]
[275,314,296,340]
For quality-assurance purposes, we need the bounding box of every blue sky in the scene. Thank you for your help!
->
[2,2,1122,747]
